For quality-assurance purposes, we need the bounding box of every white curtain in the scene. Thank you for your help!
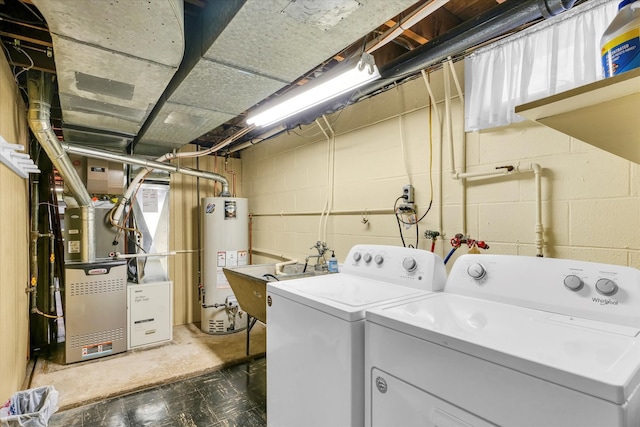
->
[465,0,618,132]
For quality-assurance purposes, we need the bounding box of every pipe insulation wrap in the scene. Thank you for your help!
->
[27,72,96,262]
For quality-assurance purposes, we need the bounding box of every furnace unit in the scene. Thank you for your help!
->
[64,260,127,364]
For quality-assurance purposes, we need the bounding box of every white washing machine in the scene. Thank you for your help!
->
[267,244,447,427]
[365,254,640,427]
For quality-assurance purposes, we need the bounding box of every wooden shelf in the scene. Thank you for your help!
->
[515,67,640,164]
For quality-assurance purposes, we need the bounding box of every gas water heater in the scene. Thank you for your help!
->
[201,197,249,334]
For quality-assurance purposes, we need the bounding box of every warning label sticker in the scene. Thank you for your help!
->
[68,240,80,254]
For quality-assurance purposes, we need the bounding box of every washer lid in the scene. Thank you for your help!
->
[366,293,640,405]
[267,273,430,321]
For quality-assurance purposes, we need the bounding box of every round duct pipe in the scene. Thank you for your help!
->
[27,71,96,263]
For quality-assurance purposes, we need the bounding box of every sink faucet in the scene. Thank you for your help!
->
[304,241,330,272]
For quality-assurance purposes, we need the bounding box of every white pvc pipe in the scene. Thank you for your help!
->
[451,163,544,256]
[421,70,444,244]
[446,59,467,235]
[531,163,544,257]
[435,60,545,256]
[452,168,513,180]
[275,260,298,275]
[251,247,297,262]
[322,115,336,244]
[315,118,331,242]
[250,208,395,217]
[115,251,176,259]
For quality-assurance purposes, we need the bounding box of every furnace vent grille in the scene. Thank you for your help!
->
[69,328,125,349]
[69,278,126,296]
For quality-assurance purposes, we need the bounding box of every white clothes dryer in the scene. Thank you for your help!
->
[267,244,446,427]
[365,254,640,427]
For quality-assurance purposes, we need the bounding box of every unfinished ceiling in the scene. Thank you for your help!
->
[1,0,581,158]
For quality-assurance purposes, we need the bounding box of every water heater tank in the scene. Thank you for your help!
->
[201,197,249,334]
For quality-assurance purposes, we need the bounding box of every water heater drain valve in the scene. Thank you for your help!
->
[225,295,239,310]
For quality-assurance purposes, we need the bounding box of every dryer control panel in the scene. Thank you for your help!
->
[446,254,640,329]
[341,245,447,292]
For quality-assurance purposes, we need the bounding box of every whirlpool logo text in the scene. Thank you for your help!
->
[592,297,619,306]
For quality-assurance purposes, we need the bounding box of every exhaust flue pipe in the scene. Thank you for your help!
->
[27,71,95,263]
[62,143,231,194]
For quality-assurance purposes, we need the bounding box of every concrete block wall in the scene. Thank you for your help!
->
[242,61,640,270]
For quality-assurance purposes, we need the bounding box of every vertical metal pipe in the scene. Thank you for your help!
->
[27,71,95,262]
[196,149,203,310]
[29,177,39,311]
[49,234,55,312]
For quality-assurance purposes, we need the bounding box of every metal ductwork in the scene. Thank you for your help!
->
[30,0,424,157]
[27,71,95,263]
[25,0,580,158]
[133,0,426,156]
[30,0,185,154]
[62,144,231,195]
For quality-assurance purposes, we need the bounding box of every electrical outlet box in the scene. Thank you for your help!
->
[398,202,415,213]
[402,185,414,203]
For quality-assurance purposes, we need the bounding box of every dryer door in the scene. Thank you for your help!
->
[371,368,497,427]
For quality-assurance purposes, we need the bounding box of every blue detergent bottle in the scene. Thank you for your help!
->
[601,0,640,77]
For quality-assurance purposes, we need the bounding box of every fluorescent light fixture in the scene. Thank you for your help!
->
[247,52,381,127]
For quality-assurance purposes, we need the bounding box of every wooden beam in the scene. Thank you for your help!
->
[383,19,429,45]
[0,31,53,47]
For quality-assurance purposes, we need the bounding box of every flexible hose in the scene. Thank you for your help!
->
[443,247,458,264]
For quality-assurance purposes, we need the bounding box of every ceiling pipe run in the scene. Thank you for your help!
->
[27,71,95,263]
[62,144,231,192]
[107,124,253,227]
[242,0,579,142]
[378,0,579,82]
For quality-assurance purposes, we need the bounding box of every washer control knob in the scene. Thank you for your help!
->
[374,255,384,265]
[596,278,618,296]
[353,252,362,262]
[467,263,486,280]
[563,275,584,291]
[364,253,372,263]
[403,257,417,272]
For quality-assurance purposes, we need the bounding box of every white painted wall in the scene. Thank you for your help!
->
[241,60,640,270]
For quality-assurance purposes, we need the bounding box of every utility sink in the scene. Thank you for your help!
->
[223,263,327,323]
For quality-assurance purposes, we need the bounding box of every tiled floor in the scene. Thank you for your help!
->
[48,357,267,427]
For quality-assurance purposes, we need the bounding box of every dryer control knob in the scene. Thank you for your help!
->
[467,263,486,280]
[353,252,362,262]
[374,255,384,265]
[402,257,417,272]
[596,278,618,296]
[364,253,372,263]
[563,275,584,291]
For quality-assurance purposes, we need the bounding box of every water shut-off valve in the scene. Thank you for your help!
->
[450,233,490,251]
